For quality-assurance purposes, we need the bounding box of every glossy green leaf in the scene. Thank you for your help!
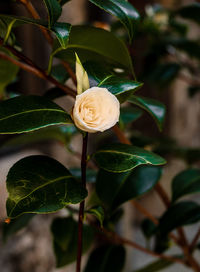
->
[96,166,162,209]
[0,95,72,134]
[51,216,94,267]
[176,3,200,25]
[159,201,200,236]
[3,214,34,242]
[6,156,87,218]
[42,0,62,27]
[56,25,133,72]
[86,206,104,227]
[51,64,70,83]
[1,125,76,148]
[94,143,166,173]
[0,15,71,48]
[129,96,166,131]
[84,245,126,272]
[0,48,19,93]
[132,259,174,272]
[75,53,90,94]
[98,76,143,103]
[89,0,140,40]
[172,169,200,202]
[120,107,143,125]
[70,168,97,183]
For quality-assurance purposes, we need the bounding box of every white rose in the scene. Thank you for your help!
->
[72,87,120,133]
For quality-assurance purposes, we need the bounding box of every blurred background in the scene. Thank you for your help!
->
[0,0,199,271]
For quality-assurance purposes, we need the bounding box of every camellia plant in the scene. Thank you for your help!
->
[0,0,200,272]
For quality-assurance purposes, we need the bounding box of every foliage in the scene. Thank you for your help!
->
[0,0,200,271]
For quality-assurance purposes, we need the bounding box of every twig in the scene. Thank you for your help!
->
[76,133,88,272]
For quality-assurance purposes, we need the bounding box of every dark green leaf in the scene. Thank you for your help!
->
[0,95,72,134]
[56,25,133,72]
[146,63,180,87]
[59,0,71,5]
[98,76,143,103]
[176,3,200,25]
[94,143,166,173]
[6,156,87,217]
[84,245,126,272]
[1,125,76,148]
[51,216,94,267]
[0,48,19,93]
[169,38,200,59]
[0,15,71,48]
[3,214,34,242]
[154,234,170,253]
[86,206,104,227]
[120,107,143,125]
[70,168,97,183]
[172,169,200,202]
[50,63,70,83]
[129,96,166,131]
[42,0,62,27]
[89,0,140,40]
[96,166,162,209]
[132,259,174,272]
[159,201,200,235]
[141,218,157,239]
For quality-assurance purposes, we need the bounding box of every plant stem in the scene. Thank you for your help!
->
[76,133,88,272]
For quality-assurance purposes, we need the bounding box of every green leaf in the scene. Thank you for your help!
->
[176,3,200,25]
[70,168,97,183]
[58,0,71,5]
[6,156,87,218]
[3,214,34,242]
[94,143,166,173]
[172,169,200,202]
[0,48,19,93]
[75,53,90,94]
[51,64,70,83]
[89,0,140,40]
[51,216,94,267]
[0,95,72,134]
[56,25,133,72]
[0,15,71,48]
[159,201,200,236]
[98,76,143,103]
[96,166,162,209]
[84,245,126,272]
[141,219,157,239]
[120,107,143,125]
[132,259,174,272]
[86,206,104,227]
[129,96,166,131]
[1,125,76,148]
[42,0,62,27]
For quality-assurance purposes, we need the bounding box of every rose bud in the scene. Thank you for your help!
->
[72,87,120,133]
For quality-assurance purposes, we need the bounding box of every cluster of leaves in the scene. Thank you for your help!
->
[0,1,200,272]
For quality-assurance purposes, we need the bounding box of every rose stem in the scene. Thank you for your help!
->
[76,132,88,272]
